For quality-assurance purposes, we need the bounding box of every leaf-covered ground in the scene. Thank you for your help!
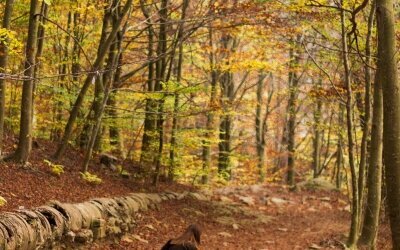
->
[86,185,391,250]
[0,137,392,249]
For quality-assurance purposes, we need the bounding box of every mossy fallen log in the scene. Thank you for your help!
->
[0,191,208,249]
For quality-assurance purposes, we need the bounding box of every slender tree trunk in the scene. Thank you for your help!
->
[218,110,232,177]
[51,11,71,141]
[377,0,400,247]
[31,1,48,138]
[168,0,188,181]
[71,11,82,85]
[336,104,344,189]
[79,4,111,150]
[217,34,235,179]
[108,40,124,156]
[33,2,48,80]
[201,26,217,184]
[256,72,267,182]
[0,0,14,156]
[358,2,375,228]
[340,2,359,245]
[313,79,322,178]
[287,40,300,186]
[82,0,125,171]
[53,0,132,160]
[12,0,40,163]
[168,93,179,180]
[153,0,169,186]
[140,0,157,165]
[359,59,383,249]
[217,71,233,178]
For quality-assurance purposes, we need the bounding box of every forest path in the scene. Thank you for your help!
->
[86,184,387,250]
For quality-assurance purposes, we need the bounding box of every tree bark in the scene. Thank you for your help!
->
[340,1,359,245]
[53,0,132,160]
[217,39,234,178]
[0,0,14,156]
[51,11,71,142]
[335,104,344,189]
[168,0,189,181]
[12,0,40,163]
[312,79,322,178]
[255,72,267,182]
[78,4,111,150]
[358,1,375,226]
[139,0,157,165]
[107,38,124,156]
[377,0,400,246]
[82,0,127,172]
[286,39,300,186]
[153,0,169,186]
[359,59,382,249]
[201,25,218,184]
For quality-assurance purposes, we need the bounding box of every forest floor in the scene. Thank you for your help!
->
[88,186,392,250]
[0,135,392,249]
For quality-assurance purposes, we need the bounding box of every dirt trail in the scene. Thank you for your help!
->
[87,184,391,250]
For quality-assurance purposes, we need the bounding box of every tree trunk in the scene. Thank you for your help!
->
[153,0,169,186]
[358,2,375,228]
[340,2,359,245]
[359,58,383,249]
[287,40,300,186]
[53,0,132,160]
[377,0,400,246]
[107,48,124,156]
[78,4,111,150]
[255,72,267,182]
[168,0,189,182]
[12,0,40,163]
[201,25,217,184]
[0,0,14,156]
[82,0,126,172]
[51,11,71,142]
[312,79,322,178]
[217,34,235,179]
[335,104,344,189]
[140,0,157,165]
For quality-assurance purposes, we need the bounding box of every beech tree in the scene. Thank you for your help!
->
[377,0,400,247]
[0,0,14,156]
[0,0,399,245]
[11,0,40,163]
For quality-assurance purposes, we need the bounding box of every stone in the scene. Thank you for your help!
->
[92,226,106,240]
[121,235,134,243]
[219,196,233,203]
[65,231,76,242]
[75,229,93,243]
[188,192,209,201]
[307,207,317,212]
[238,196,255,206]
[297,178,337,191]
[309,243,323,249]
[107,225,122,235]
[269,197,288,206]
[249,184,263,193]
[218,232,233,237]
[319,197,331,202]
[132,234,149,243]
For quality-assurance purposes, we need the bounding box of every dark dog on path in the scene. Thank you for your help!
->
[161,224,201,250]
